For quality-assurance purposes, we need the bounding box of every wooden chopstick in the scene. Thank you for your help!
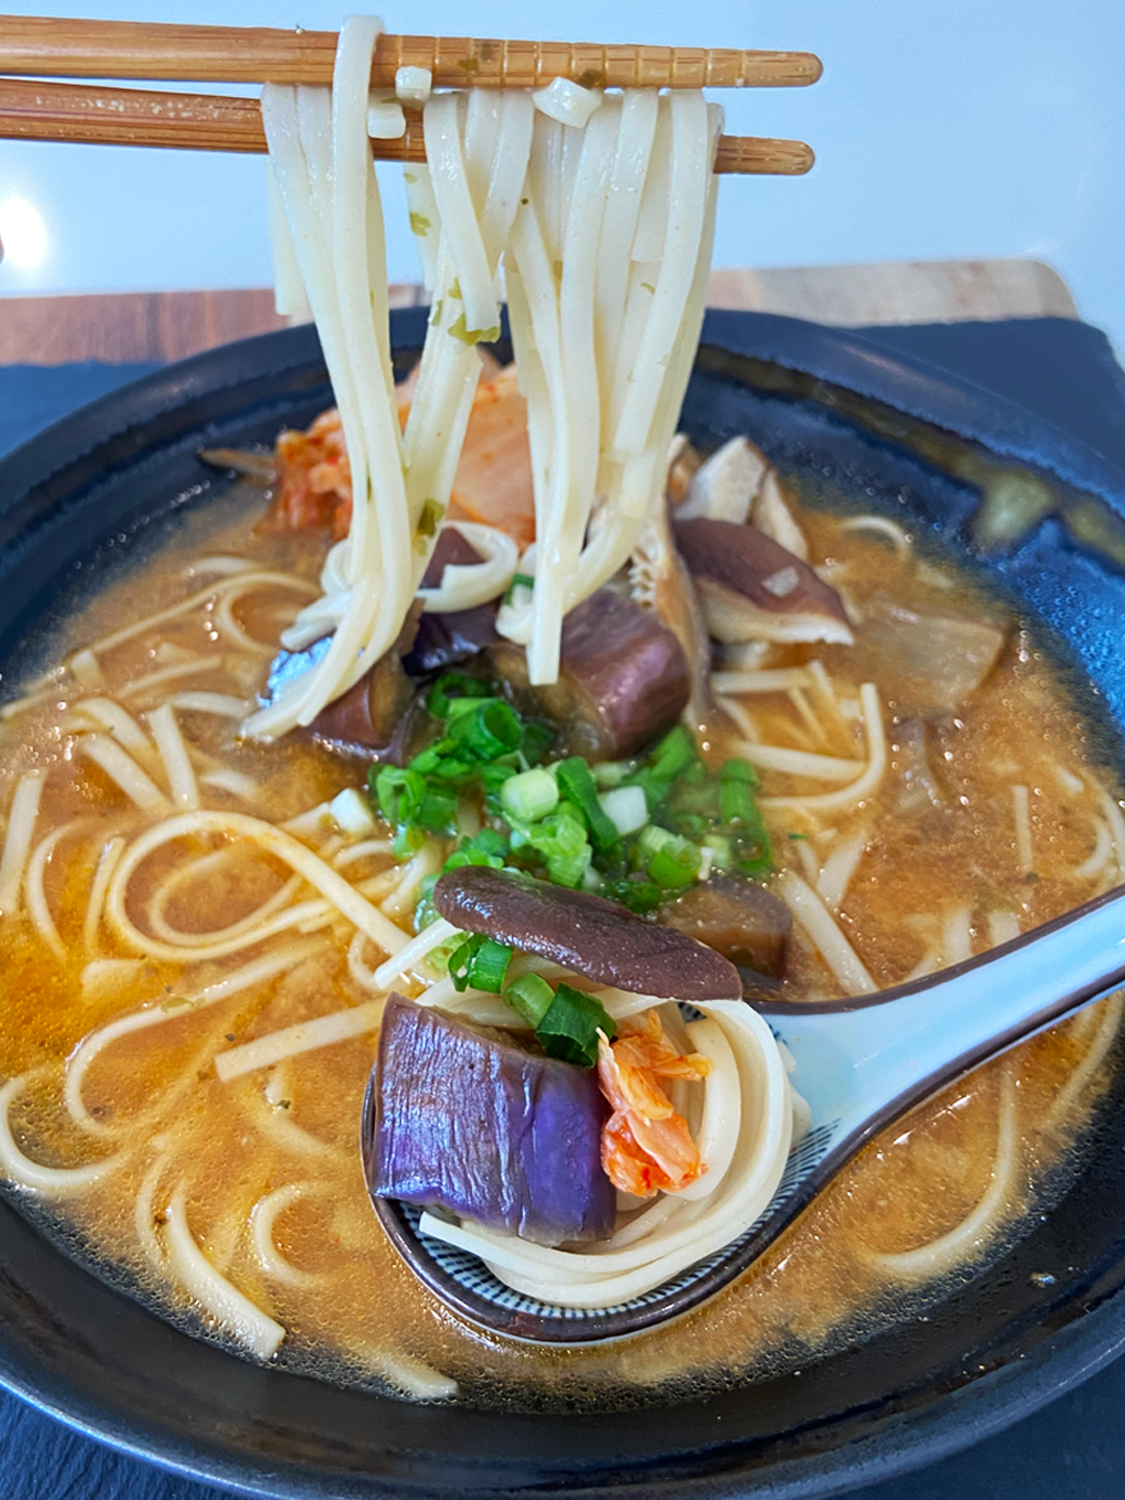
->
[0,78,816,175]
[0,15,823,90]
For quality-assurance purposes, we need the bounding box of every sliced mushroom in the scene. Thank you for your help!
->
[665,433,703,504]
[750,469,809,561]
[489,588,690,760]
[673,517,853,646]
[675,437,767,526]
[433,867,742,1003]
[629,507,714,734]
[658,876,791,981]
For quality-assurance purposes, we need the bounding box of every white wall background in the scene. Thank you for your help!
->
[1,0,1123,348]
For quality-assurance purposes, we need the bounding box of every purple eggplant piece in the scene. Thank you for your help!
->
[262,604,423,760]
[370,993,614,1246]
[658,875,791,979]
[306,602,424,758]
[403,605,499,676]
[403,527,501,675]
[489,588,690,760]
[433,866,742,1002]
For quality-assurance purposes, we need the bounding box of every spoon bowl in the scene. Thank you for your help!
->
[362,883,1125,1343]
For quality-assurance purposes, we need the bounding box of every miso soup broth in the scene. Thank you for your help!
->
[0,470,1120,1411]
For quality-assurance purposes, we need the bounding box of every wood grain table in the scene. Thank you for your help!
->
[0,258,1078,366]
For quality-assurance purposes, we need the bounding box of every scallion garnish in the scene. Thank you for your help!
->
[501,767,559,824]
[635,824,701,890]
[426,672,491,719]
[502,972,554,1028]
[446,699,523,760]
[443,827,509,871]
[519,717,557,767]
[508,802,592,887]
[448,934,514,994]
[366,673,772,923]
[501,974,616,1068]
[555,757,620,854]
[502,572,536,605]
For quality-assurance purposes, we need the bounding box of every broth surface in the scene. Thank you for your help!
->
[0,480,1119,1409]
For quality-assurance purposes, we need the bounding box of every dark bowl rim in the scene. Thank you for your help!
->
[0,307,1122,1500]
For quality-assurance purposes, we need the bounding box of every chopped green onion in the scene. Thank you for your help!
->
[413,876,440,930]
[480,762,518,799]
[445,695,488,722]
[427,673,491,719]
[446,699,523,760]
[721,760,771,876]
[503,572,535,605]
[599,784,648,837]
[501,767,559,823]
[393,824,425,860]
[623,726,699,813]
[636,824,701,890]
[592,759,631,790]
[373,766,425,827]
[510,803,592,887]
[449,934,513,993]
[702,833,732,873]
[519,718,556,766]
[597,875,666,914]
[535,983,617,1068]
[555,757,620,854]
[501,976,616,1068]
[719,759,761,823]
[648,725,698,784]
[443,827,509,872]
[417,782,459,832]
[503,972,554,1028]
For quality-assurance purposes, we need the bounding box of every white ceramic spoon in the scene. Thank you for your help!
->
[364,884,1125,1343]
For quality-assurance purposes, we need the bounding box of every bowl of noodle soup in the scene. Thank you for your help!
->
[0,307,1123,1497]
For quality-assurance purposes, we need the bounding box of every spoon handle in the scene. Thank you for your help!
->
[767,883,1125,1150]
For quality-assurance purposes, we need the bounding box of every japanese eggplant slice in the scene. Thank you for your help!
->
[368,994,614,1246]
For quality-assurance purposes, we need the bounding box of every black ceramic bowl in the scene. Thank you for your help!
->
[1,308,1125,1499]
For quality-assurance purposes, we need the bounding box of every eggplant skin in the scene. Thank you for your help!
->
[490,589,690,760]
[659,876,791,980]
[403,604,498,676]
[403,527,500,675]
[370,994,615,1246]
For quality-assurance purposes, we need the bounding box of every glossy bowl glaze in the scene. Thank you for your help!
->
[0,308,1123,1499]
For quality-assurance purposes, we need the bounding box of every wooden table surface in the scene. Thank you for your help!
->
[0,258,1078,366]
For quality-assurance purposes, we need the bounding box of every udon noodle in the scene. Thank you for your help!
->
[0,16,1118,1409]
[253,15,719,736]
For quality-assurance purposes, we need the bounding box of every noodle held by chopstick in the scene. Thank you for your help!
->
[246,20,721,734]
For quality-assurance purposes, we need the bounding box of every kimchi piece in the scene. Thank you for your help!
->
[597,1010,712,1199]
[270,361,535,546]
[273,408,353,538]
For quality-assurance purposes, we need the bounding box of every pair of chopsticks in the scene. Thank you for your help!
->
[0,15,821,174]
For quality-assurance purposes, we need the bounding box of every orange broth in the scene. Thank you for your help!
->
[0,483,1118,1409]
